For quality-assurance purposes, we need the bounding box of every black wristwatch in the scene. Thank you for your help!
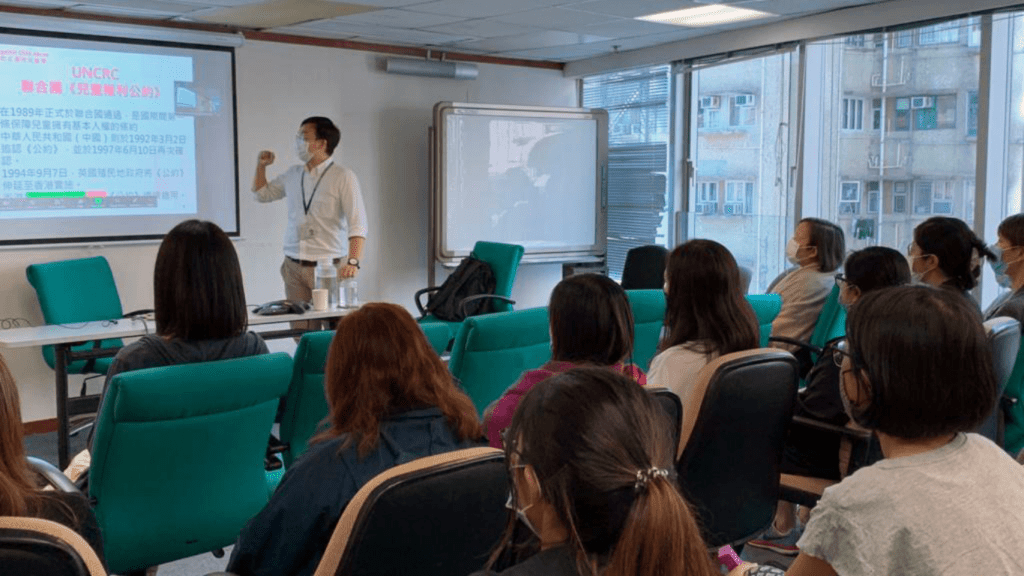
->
[347,257,360,269]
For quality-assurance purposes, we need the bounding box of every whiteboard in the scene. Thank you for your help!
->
[432,102,607,264]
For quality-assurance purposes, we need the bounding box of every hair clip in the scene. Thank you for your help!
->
[634,467,669,492]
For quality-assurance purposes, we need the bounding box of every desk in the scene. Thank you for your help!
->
[0,308,353,468]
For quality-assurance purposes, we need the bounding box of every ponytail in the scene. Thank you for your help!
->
[604,478,718,576]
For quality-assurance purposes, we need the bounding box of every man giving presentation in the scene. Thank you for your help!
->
[252,116,367,315]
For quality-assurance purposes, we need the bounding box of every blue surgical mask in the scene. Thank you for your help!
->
[989,244,1012,289]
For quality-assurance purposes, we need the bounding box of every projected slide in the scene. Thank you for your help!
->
[0,29,237,245]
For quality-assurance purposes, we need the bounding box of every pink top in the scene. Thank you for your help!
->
[484,360,647,449]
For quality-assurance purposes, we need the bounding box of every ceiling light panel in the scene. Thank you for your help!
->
[638,4,776,27]
[331,8,464,28]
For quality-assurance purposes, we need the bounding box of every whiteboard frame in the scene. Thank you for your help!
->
[432,102,608,265]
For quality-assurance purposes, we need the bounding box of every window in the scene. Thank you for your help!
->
[891,95,956,130]
[919,21,960,45]
[698,95,723,130]
[893,182,909,214]
[894,97,911,131]
[725,180,754,214]
[729,93,756,126]
[932,181,954,214]
[894,29,913,48]
[697,181,718,213]
[842,98,864,130]
[968,16,981,47]
[914,181,933,214]
[845,35,866,47]
[968,90,979,137]
[839,181,861,214]
[872,98,882,130]
[582,65,670,279]
[867,181,880,213]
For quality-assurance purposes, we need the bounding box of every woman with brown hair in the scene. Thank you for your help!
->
[484,273,645,448]
[228,302,483,576]
[472,367,718,576]
[0,353,104,563]
[649,239,759,401]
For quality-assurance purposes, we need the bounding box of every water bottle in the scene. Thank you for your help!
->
[343,279,358,308]
[314,258,339,309]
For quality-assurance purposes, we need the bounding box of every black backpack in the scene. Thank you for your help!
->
[424,255,497,322]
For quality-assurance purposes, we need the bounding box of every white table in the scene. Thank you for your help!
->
[0,307,354,468]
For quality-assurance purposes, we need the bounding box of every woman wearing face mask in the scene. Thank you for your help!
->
[768,218,845,353]
[735,286,1024,576]
[748,247,910,556]
[471,367,719,576]
[907,216,993,305]
[985,213,1024,455]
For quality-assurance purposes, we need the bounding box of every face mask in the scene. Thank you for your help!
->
[295,135,313,162]
[989,244,1012,288]
[505,491,539,537]
[839,369,857,422]
[785,238,802,265]
[906,254,927,285]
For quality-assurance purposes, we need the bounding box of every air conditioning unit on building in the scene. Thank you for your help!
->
[734,93,756,107]
[699,95,721,108]
[910,96,934,109]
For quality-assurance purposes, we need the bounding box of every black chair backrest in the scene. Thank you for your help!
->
[332,449,508,576]
[0,518,105,576]
[621,245,669,290]
[677,349,798,548]
[648,387,683,452]
[980,317,1021,444]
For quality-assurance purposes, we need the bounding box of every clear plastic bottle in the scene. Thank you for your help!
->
[314,258,339,309]
[343,278,358,308]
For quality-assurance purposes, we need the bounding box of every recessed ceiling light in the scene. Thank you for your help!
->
[637,4,776,27]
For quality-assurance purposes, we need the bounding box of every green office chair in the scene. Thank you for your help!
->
[626,289,666,371]
[421,322,453,356]
[746,293,783,347]
[1000,323,1024,455]
[277,331,333,470]
[88,353,291,574]
[769,285,846,372]
[26,256,125,375]
[417,241,526,350]
[448,306,551,415]
[626,290,782,371]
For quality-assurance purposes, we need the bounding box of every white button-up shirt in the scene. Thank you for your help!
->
[254,155,368,261]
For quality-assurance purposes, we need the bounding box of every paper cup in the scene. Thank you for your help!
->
[311,288,329,311]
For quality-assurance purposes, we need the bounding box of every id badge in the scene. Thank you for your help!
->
[302,223,317,240]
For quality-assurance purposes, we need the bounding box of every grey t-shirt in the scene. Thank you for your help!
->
[797,433,1024,576]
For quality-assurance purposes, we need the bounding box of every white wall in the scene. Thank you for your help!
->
[1,38,576,423]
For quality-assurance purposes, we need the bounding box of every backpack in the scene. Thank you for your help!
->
[425,255,497,322]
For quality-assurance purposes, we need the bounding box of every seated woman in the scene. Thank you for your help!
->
[769,218,845,353]
[647,239,759,401]
[92,219,268,442]
[740,286,1024,576]
[749,247,910,555]
[908,216,992,305]
[471,367,719,576]
[0,353,105,564]
[985,213,1024,455]
[484,274,645,448]
[227,303,483,576]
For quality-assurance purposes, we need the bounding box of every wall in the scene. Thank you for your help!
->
[1,37,576,423]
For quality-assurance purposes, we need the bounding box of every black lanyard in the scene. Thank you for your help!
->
[301,162,334,215]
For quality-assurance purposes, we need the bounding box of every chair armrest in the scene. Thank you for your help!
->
[265,435,287,471]
[414,287,442,317]
[27,457,81,494]
[459,294,515,317]
[791,415,872,441]
[768,336,822,356]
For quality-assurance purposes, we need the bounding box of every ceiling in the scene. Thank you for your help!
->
[0,0,890,63]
